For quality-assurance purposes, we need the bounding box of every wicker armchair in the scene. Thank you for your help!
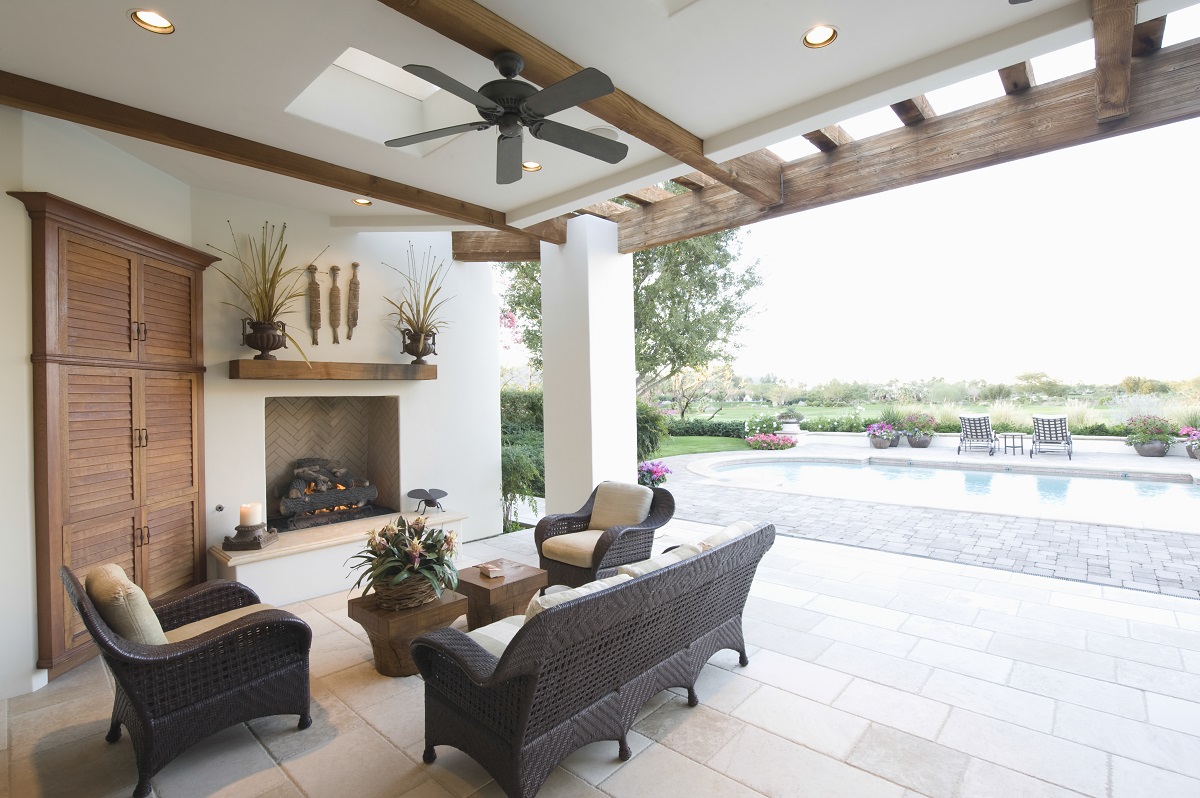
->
[60,567,312,798]
[958,414,998,455]
[535,483,675,588]
[1031,414,1073,459]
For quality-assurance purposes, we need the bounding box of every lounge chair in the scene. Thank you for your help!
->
[958,414,997,455]
[1031,414,1073,459]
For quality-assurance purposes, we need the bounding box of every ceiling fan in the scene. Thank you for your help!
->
[384,51,629,184]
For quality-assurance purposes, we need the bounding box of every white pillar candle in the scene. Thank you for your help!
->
[239,502,263,526]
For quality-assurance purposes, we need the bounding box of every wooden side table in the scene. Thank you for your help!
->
[347,590,467,677]
[456,560,548,630]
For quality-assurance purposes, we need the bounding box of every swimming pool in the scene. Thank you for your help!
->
[709,460,1200,533]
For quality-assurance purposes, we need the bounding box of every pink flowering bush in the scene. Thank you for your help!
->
[745,433,797,450]
[1124,415,1175,450]
[1179,426,1200,443]
[346,515,459,597]
[637,460,672,487]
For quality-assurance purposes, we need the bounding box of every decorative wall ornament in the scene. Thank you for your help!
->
[347,262,360,340]
[329,264,342,344]
[306,264,321,345]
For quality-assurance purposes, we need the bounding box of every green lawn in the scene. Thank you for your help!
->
[651,435,749,458]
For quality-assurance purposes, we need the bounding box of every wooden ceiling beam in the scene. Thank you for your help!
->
[802,125,854,153]
[0,70,552,239]
[620,186,676,205]
[577,200,632,220]
[1132,16,1167,57]
[890,95,937,126]
[998,62,1036,94]
[452,231,541,262]
[1092,0,1137,120]
[617,38,1200,252]
[377,0,782,207]
[671,172,719,191]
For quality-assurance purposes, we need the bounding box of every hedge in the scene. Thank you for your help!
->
[666,418,747,438]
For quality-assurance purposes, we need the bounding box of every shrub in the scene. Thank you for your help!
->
[745,411,782,436]
[499,389,543,428]
[636,460,672,487]
[500,443,542,532]
[745,433,796,450]
[667,418,746,438]
[1124,414,1176,449]
[901,412,937,437]
[797,409,867,433]
[637,401,670,460]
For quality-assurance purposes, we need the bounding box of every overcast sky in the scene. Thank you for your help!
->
[733,7,1200,387]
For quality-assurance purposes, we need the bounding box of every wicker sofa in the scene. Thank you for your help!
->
[411,520,775,798]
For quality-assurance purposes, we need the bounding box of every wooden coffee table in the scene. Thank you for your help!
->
[456,560,548,630]
[348,590,467,677]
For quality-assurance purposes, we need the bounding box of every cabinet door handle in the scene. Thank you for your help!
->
[142,428,150,446]
[133,429,141,448]
[140,322,148,342]
[144,526,150,545]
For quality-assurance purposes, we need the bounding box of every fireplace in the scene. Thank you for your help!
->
[264,396,401,531]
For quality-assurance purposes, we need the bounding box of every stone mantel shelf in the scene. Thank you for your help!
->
[228,360,436,380]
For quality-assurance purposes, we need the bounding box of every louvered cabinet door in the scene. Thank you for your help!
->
[62,367,141,523]
[140,496,200,600]
[140,257,200,365]
[61,510,140,653]
[60,232,138,361]
[142,372,198,503]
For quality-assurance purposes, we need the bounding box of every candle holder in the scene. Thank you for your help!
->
[222,522,279,551]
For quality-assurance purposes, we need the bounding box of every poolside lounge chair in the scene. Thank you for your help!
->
[958,414,997,456]
[1031,414,1073,459]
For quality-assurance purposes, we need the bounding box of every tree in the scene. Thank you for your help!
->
[499,229,760,395]
[671,363,736,420]
[1014,372,1067,397]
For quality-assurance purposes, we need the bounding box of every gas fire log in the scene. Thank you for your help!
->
[278,457,378,517]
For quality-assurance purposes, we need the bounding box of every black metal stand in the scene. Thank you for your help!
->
[222,522,279,551]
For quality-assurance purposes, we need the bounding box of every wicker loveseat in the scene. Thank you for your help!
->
[412,520,775,798]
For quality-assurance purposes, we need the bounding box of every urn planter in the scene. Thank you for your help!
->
[242,319,287,360]
[1132,441,1169,457]
[869,437,892,449]
[906,434,933,449]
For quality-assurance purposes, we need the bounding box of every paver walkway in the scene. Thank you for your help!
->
[660,453,1200,598]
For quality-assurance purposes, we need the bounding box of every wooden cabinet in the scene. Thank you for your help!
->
[12,192,216,676]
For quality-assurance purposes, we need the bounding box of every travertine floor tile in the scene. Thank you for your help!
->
[307,626,374,678]
[731,684,867,759]
[7,690,113,760]
[847,724,969,798]
[1111,755,1200,798]
[601,743,764,798]
[7,731,138,798]
[909,639,1013,683]
[320,659,422,712]
[737,649,852,703]
[248,681,364,763]
[808,615,919,657]
[816,642,933,692]
[559,731,651,786]
[1053,703,1200,780]
[919,669,1055,732]
[959,759,1089,798]
[1008,662,1146,720]
[635,697,745,762]
[281,725,424,798]
[833,679,950,740]
[152,724,286,798]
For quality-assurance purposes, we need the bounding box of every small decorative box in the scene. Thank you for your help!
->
[477,561,505,578]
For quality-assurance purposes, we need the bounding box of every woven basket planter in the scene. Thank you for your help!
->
[373,578,437,610]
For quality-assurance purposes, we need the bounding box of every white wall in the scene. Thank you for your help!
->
[194,190,502,550]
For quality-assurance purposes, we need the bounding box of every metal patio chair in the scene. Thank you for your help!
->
[958,414,998,455]
[1031,414,1073,459]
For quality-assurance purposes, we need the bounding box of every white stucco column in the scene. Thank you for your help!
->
[541,215,636,513]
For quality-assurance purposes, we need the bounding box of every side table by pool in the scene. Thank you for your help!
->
[348,590,467,677]
[1001,432,1025,455]
[456,560,548,630]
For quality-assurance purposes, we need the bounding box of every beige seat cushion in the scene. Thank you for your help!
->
[540,529,605,568]
[525,574,632,622]
[163,604,277,643]
[85,563,168,646]
[617,544,704,578]
[466,615,525,657]
[697,520,758,551]
[589,482,654,531]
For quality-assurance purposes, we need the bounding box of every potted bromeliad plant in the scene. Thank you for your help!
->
[1124,414,1176,458]
[1179,426,1200,459]
[209,221,311,364]
[384,244,452,365]
[346,516,459,610]
[865,422,897,449]
[902,412,937,449]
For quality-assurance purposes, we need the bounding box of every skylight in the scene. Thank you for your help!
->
[333,48,439,101]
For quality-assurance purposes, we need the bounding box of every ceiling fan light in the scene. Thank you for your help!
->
[352,197,373,206]
[803,25,837,48]
[131,10,174,34]
[521,161,542,173]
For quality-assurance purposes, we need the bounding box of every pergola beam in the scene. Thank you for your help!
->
[1132,16,1167,57]
[452,231,541,262]
[998,61,1037,94]
[616,38,1200,253]
[0,70,556,239]
[802,125,855,152]
[1092,0,1138,120]
[376,0,783,207]
[890,95,937,126]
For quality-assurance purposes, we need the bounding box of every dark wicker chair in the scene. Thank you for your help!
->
[60,567,313,798]
[1031,414,1073,459]
[413,521,775,798]
[958,414,998,455]
[535,484,675,588]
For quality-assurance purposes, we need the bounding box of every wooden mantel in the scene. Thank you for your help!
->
[228,360,436,380]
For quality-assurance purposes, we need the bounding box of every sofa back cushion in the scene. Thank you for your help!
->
[466,615,525,658]
[589,482,653,531]
[525,574,633,622]
[697,520,758,551]
[84,563,168,645]
[617,544,704,578]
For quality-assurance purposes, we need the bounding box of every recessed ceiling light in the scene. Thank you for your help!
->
[352,197,373,206]
[131,9,175,34]
[521,161,542,173]
[803,25,837,49]
[585,126,619,141]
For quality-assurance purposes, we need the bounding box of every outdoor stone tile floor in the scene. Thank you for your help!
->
[6,520,1200,797]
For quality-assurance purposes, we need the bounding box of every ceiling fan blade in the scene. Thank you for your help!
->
[497,133,522,184]
[531,119,628,164]
[403,64,503,112]
[522,67,615,117]
[385,121,493,148]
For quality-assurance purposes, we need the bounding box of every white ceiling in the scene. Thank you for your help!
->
[0,0,1194,231]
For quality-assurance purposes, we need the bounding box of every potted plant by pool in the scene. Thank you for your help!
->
[902,412,937,448]
[866,422,897,449]
[1180,426,1200,459]
[1124,414,1175,457]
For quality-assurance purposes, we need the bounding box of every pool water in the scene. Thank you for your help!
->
[711,460,1200,533]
